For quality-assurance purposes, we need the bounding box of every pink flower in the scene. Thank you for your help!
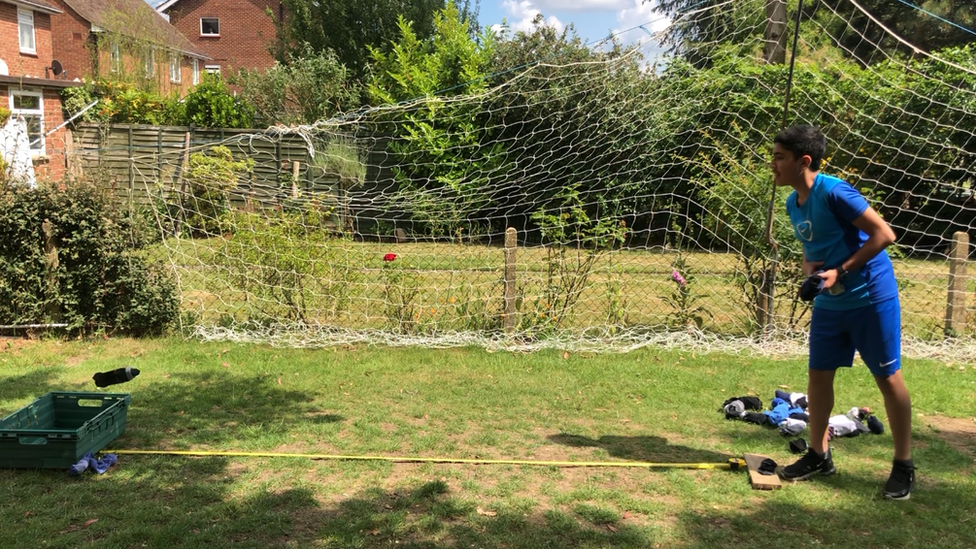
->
[671,269,686,287]
[383,253,397,262]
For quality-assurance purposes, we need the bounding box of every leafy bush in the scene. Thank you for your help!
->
[184,146,254,237]
[0,180,179,336]
[215,207,360,323]
[231,44,360,126]
[182,77,254,128]
[62,79,183,125]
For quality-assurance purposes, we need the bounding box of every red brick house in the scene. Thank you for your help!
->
[47,0,209,94]
[0,0,77,180]
[156,0,281,77]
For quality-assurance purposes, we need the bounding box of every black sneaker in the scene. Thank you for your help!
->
[779,448,836,481]
[884,460,915,500]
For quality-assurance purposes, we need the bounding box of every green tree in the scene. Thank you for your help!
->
[814,0,976,61]
[366,2,501,237]
[483,20,656,239]
[279,0,480,81]
[653,0,767,67]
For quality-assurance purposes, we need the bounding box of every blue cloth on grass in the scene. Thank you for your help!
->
[764,398,805,425]
[69,452,117,476]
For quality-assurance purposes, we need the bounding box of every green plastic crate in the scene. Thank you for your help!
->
[0,392,131,469]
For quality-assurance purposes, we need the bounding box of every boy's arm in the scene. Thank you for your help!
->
[821,206,896,289]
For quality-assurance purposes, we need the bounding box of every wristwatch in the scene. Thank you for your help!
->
[835,266,848,279]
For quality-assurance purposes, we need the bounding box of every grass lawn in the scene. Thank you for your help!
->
[2,337,975,548]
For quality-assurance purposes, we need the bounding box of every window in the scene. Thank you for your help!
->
[200,18,219,36]
[110,42,121,72]
[145,47,155,79]
[10,90,44,156]
[204,64,221,77]
[169,53,181,83]
[192,59,199,85]
[18,10,36,54]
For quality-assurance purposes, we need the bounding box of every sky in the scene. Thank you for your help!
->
[476,0,671,47]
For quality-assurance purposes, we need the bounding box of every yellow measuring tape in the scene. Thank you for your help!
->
[105,449,746,470]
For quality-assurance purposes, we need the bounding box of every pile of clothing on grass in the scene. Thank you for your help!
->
[720,391,885,439]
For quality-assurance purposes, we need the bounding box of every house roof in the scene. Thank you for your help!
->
[153,0,180,12]
[0,74,80,89]
[2,0,62,14]
[61,0,209,59]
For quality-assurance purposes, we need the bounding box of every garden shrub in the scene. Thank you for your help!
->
[184,146,254,237]
[0,180,180,336]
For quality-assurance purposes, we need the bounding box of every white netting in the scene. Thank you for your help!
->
[76,0,976,359]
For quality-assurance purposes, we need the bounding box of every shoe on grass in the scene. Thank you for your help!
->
[884,459,915,501]
[779,448,836,481]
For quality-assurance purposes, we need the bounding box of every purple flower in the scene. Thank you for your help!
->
[671,269,687,287]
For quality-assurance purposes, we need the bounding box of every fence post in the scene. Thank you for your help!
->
[945,231,969,336]
[504,227,518,334]
[127,126,134,193]
[174,131,191,238]
[41,219,61,324]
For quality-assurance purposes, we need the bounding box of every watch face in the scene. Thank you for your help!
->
[828,282,845,296]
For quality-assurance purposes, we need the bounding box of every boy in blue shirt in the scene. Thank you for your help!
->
[773,125,915,500]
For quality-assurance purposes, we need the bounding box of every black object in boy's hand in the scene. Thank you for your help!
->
[798,271,825,302]
[93,366,140,388]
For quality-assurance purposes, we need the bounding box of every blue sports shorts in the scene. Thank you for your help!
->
[808,297,901,377]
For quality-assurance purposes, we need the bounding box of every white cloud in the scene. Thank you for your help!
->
[615,0,669,34]
[501,0,565,34]
[610,0,670,46]
[531,0,632,11]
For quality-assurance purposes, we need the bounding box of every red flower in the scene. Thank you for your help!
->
[383,253,397,262]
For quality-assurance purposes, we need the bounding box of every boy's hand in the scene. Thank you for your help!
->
[802,257,824,276]
[820,268,841,289]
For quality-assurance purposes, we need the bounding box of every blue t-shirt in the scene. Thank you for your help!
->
[786,173,898,310]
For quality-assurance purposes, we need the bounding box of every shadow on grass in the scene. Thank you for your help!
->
[674,472,976,549]
[0,369,62,407]
[117,371,344,449]
[2,450,974,548]
[0,458,664,549]
[548,433,735,464]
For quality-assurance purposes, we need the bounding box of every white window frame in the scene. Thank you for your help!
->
[10,90,45,156]
[18,9,36,55]
[145,47,155,79]
[204,64,221,77]
[169,53,181,83]
[200,17,219,36]
[192,58,199,85]
[110,42,121,72]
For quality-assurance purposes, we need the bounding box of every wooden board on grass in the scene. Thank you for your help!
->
[743,453,782,490]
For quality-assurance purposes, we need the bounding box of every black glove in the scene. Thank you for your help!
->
[799,271,825,302]
[93,366,140,388]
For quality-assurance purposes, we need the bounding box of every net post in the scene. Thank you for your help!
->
[944,231,969,337]
[504,227,518,334]
[292,161,300,199]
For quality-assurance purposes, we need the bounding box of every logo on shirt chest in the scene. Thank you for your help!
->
[796,220,814,241]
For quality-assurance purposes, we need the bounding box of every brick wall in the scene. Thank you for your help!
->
[48,1,96,81]
[0,5,56,78]
[166,0,279,75]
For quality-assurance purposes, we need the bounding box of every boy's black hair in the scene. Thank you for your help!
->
[774,125,826,171]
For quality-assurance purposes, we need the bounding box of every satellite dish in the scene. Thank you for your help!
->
[51,60,63,76]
